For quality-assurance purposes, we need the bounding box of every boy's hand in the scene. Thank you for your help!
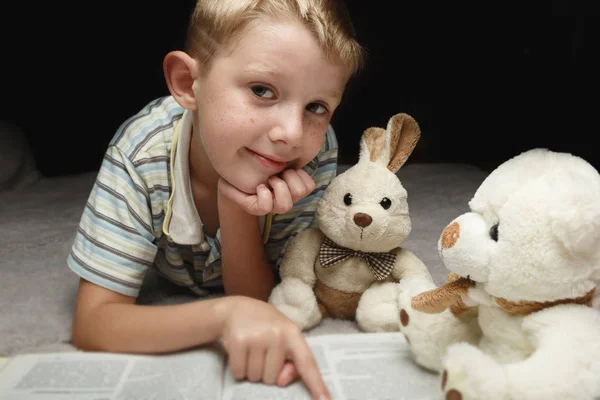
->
[220,296,330,400]
[218,169,316,216]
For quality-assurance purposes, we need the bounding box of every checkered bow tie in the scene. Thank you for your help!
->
[318,236,396,280]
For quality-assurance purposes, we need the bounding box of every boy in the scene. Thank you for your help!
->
[67,1,364,399]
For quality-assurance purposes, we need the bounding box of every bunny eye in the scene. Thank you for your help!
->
[490,223,499,242]
[343,193,353,206]
[380,197,392,210]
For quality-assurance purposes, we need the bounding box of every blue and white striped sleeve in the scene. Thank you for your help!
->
[67,145,158,297]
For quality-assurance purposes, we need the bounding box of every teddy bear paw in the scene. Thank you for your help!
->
[441,343,506,400]
[441,361,472,400]
[396,276,453,370]
[268,277,322,330]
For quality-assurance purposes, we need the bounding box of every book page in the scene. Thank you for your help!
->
[0,346,225,400]
[221,332,440,400]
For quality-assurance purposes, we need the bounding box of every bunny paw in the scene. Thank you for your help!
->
[268,277,322,330]
[441,343,506,400]
[356,282,400,332]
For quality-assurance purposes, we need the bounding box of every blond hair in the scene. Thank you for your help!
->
[185,0,365,76]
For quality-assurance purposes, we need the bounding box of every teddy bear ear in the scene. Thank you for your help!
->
[549,169,600,260]
[386,113,421,173]
[551,198,600,259]
[358,127,387,165]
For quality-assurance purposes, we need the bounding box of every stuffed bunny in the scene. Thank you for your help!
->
[268,113,430,332]
[397,148,600,400]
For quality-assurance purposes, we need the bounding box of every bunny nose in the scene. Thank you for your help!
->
[353,213,372,228]
[441,222,460,249]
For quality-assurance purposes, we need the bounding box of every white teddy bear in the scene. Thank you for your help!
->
[269,113,431,332]
[397,148,600,400]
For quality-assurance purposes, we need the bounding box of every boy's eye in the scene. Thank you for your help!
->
[251,85,275,99]
[306,102,327,115]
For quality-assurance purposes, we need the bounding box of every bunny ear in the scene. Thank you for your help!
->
[386,113,421,173]
[358,127,387,165]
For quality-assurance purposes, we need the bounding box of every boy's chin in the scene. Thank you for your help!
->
[221,169,273,195]
[229,179,267,196]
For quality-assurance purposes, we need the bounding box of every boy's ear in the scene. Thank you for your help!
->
[163,51,200,110]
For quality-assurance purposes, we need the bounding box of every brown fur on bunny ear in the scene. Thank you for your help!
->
[386,113,421,173]
[362,127,386,163]
[411,275,474,314]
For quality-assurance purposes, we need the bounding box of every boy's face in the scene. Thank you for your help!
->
[190,19,349,194]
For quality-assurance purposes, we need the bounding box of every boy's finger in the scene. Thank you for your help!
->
[263,346,286,385]
[280,169,309,201]
[276,361,299,387]
[227,345,249,381]
[290,344,330,400]
[296,169,316,193]
[218,179,273,216]
[256,184,274,215]
[246,346,266,383]
[268,176,292,213]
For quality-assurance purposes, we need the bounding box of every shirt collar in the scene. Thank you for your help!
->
[162,109,205,245]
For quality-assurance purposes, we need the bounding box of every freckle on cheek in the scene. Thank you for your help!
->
[250,118,254,124]
[309,128,325,138]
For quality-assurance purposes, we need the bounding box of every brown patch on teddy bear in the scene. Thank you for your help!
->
[445,272,473,316]
[411,274,475,314]
[496,288,596,316]
[446,389,463,400]
[441,222,460,249]
[400,309,409,326]
[411,272,596,317]
[314,280,361,319]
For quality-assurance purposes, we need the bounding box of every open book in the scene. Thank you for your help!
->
[0,332,440,400]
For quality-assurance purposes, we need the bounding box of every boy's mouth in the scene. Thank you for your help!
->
[247,148,287,171]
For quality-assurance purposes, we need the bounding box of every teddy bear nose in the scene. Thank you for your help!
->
[441,222,460,249]
[353,212,372,228]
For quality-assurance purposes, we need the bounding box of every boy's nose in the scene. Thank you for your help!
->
[269,110,303,147]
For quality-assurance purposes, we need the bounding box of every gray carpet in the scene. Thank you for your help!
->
[0,162,487,356]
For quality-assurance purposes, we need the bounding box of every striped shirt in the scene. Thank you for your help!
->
[67,96,338,297]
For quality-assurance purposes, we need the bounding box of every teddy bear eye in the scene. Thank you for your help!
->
[490,223,499,242]
[380,197,392,210]
[343,193,353,206]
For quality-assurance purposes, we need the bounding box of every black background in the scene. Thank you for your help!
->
[3,1,598,176]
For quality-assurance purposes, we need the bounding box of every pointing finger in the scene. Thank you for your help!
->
[288,340,330,400]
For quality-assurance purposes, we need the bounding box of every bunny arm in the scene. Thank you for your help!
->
[355,248,432,333]
[390,247,433,281]
[268,228,324,330]
[441,304,600,400]
[356,281,402,332]
[278,227,323,285]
